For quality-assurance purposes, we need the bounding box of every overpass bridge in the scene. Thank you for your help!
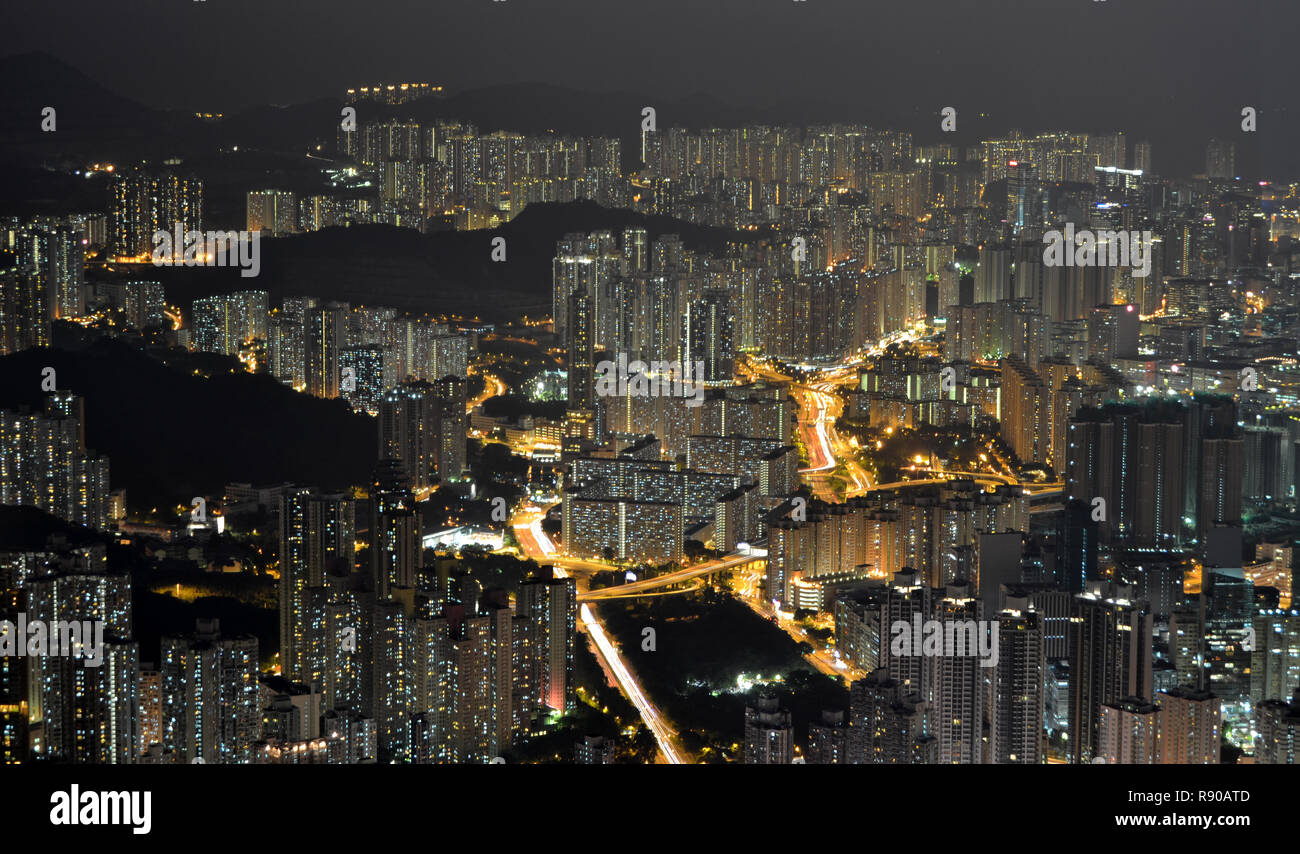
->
[577,550,766,601]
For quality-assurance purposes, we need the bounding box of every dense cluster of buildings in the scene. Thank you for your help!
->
[0,393,114,530]
[742,567,1299,765]
[330,117,626,231]
[275,478,577,763]
[0,382,562,763]
[188,292,473,419]
[768,484,1025,612]
[0,216,87,353]
[5,87,1300,764]
[542,121,1299,763]
[0,541,137,764]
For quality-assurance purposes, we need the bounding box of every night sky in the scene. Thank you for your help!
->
[2,0,1294,174]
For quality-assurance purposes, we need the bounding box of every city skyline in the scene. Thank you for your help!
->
[1,0,1297,789]
[2,0,1298,180]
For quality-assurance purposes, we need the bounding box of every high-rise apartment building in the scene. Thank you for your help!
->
[1157,686,1221,764]
[995,609,1045,764]
[743,693,794,764]
[160,618,260,764]
[306,301,348,398]
[246,190,298,236]
[370,460,423,599]
[517,574,576,715]
[682,289,734,385]
[191,291,268,356]
[566,288,595,410]
[848,669,934,764]
[1068,583,1154,763]
[25,547,137,764]
[930,582,986,764]
[0,392,111,530]
[1255,690,1300,764]
[1097,698,1159,764]
[278,489,357,684]
[433,375,467,481]
[378,381,438,490]
[0,269,49,354]
[1066,402,1187,548]
[111,170,203,259]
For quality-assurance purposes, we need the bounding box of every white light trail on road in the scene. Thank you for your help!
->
[546,560,685,765]
[797,388,836,474]
[529,517,555,555]
[579,602,684,764]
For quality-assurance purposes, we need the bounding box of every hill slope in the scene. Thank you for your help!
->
[0,340,377,507]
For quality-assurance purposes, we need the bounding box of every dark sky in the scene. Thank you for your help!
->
[1,0,1284,109]
[2,0,1294,173]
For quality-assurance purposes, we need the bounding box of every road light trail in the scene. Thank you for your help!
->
[578,551,763,600]
[577,599,686,764]
[467,370,506,413]
[790,375,870,500]
[803,402,836,473]
[511,507,687,764]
